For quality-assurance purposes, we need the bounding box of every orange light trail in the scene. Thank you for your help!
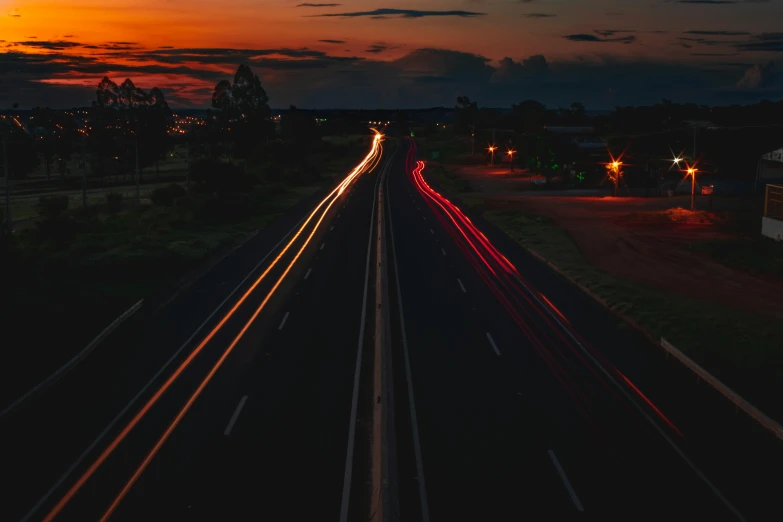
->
[405,139,682,441]
[42,130,384,522]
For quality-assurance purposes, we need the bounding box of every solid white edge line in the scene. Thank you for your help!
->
[457,278,467,293]
[0,299,144,418]
[21,211,309,522]
[304,268,312,280]
[548,450,584,512]
[386,151,431,522]
[339,148,392,522]
[485,332,501,356]
[509,272,746,520]
[278,312,290,330]
[223,396,248,436]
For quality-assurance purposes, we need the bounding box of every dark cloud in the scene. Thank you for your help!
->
[692,52,738,56]
[63,35,75,38]
[524,13,555,18]
[366,44,388,54]
[411,75,456,83]
[13,40,83,50]
[310,8,485,18]
[563,34,636,44]
[684,30,750,36]
[159,45,175,49]
[491,55,548,83]
[296,3,342,6]
[26,36,37,39]
[131,47,364,67]
[594,29,636,37]
[678,36,734,46]
[8,14,21,17]
[734,33,783,52]
[3,44,781,110]
[319,39,346,44]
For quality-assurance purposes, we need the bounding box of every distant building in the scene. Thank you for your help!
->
[545,125,607,152]
[758,148,783,183]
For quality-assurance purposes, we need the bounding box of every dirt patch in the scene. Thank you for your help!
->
[447,164,546,193]
[483,194,783,320]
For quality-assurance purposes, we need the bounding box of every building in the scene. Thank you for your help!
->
[760,149,783,241]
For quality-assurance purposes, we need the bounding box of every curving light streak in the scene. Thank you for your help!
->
[42,130,385,522]
[405,139,682,439]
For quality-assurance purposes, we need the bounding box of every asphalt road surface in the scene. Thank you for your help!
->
[3,134,782,522]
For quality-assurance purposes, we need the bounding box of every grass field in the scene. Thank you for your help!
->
[484,209,783,414]
[2,138,370,397]
[689,237,783,280]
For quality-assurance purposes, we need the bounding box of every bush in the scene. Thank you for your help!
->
[105,192,124,214]
[37,195,70,221]
[150,183,186,207]
[191,159,258,195]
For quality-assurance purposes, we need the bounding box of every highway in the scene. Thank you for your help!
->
[3,132,782,521]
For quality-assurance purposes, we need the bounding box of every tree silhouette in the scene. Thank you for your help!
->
[91,76,171,178]
[211,64,275,159]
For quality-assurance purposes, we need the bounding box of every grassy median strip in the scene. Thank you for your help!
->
[483,210,783,411]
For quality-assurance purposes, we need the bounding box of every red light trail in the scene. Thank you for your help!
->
[404,139,682,440]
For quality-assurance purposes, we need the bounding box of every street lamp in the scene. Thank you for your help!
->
[507,148,516,171]
[687,166,698,210]
[606,160,623,196]
[488,145,496,166]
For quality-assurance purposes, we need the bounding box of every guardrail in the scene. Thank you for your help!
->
[764,184,783,220]
[660,338,783,441]
[0,299,144,419]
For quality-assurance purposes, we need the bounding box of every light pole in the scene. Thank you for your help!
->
[607,160,622,197]
[507,149,516,171]
[488,145,496,166]
[687,167,698,210]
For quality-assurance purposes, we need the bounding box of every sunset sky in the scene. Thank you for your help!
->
[2,0,782,109]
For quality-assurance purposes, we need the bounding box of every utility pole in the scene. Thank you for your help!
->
[135,140,141,206]
[3,134,11,234]
[81,142,88,208]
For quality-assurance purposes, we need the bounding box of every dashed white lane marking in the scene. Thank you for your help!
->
[224,396,248,436]
[441,248,446,256]
[430,228,434,235]
[486,333,501,356]
[304,268,312,280]
[320,242,325,250]
[278,312,290,330]
[457,278,466,293]
[548,450,584,512]
[330,225,334,230]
